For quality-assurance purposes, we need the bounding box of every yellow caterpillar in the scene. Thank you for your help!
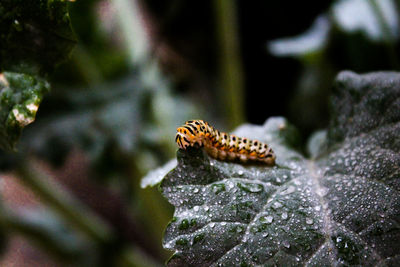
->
[175,120,275,165]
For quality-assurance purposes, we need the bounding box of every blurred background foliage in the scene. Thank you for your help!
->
[0,0,399,266]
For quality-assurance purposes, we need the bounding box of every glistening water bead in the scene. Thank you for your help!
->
[175,120,276,165]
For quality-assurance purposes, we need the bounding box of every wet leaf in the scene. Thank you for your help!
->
[160,71,400,266]
[0,72,50,150]
[0,0,76,150]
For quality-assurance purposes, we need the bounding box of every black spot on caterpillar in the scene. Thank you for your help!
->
[175,120,275,165]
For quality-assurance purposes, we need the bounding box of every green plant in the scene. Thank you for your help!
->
[151,71,400,266]
[1,0,400,266]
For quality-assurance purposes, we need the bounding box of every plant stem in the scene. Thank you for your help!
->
[112,0,150,65]
[214,0,245,128]
[15,161,113,245]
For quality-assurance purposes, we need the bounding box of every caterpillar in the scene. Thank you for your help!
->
[175,120,275,165]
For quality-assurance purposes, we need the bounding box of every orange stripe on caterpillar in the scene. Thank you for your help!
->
[175,120,275,165]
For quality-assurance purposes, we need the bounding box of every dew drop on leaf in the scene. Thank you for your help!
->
[282,240,291,248]
[262,215,274,224]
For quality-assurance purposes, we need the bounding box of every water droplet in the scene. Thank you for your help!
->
[204,206,210,211]
[212,183,226,194]
[262,232,269,238]
[306,217,313,225]
[193,188,199,193]
[238,170,244,176]
[193,206,199,211]
[273,202,283,209]
[221,222,227,226]
[281,212,288,220]
[210,222,215,228]
[237,182,263,193]
[282,185,296,195]
[282,240,290,248]
[315,205,321,211]
[262,215,274,224]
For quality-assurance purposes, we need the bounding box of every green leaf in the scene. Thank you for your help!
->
[160,71,400,266]
[332,0,398,42]
[0,0,76,74]
[0,72,50,150]
[268,0,399,59]
[268,15,330,58]
[0,0,76,150]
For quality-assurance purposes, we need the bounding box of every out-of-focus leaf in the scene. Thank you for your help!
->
[25,76,143,166]
[0,208,89,261]
[159,71,400,266]
[0,0,76,150]
[0,72,50,150]
[332,0,398,42]
[268,15,330,58]
[0,0,76,74]
[268,0,399,59]
[307,130,327,159]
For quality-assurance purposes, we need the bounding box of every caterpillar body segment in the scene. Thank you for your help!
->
[175,120,275,165]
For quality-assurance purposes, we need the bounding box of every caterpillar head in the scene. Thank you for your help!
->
[175,127,194,149]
